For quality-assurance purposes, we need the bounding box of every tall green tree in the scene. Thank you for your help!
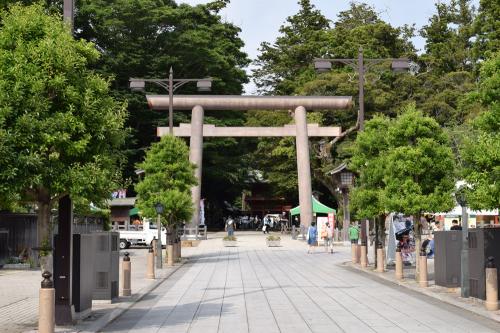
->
[462,52,500,209]
[0,3,127,246]
[417,0,478,126]
[253,0,330,95]
[382,104,455,257]
[473,0,500,60]
[75,0,250,177]
[73,0,252,225]
[135,135,196,229]
[350,114,391,239]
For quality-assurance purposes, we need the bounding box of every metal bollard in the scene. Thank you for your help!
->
[167,244,174,266]
[122,252,131,296]
[419,249,428,287]
[39,271,55,333]
[395,244,403,280]
[292,225,297,239]
[376,242,385,272]
[485,257,498,311]
[146,246,155,279]
[360,240,368,268]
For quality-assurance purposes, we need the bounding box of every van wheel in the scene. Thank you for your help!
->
[119,239,128,250]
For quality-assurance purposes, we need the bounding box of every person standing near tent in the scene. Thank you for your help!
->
[307,222,318,254]
[349,222,359,244]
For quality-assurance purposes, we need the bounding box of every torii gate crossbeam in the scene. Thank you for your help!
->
[147,95,353,230]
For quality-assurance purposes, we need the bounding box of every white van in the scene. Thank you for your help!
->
[118,219,167,249]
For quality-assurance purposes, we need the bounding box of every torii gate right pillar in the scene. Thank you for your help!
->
[294,106,313,229]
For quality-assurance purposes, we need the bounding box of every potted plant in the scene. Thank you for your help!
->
[222,235,237,247]
[266,235,281,247]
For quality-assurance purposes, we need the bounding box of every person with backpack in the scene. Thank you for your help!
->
[322,222,333,253]
[307,222,318,254]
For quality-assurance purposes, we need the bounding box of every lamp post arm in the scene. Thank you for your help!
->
[172,79,204,91]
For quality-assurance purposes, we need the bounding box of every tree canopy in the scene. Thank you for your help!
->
[0,3,127,244]
[135,135,196,225]
[461,52,500,210]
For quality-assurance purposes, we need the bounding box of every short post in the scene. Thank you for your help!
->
[146,246,155,279]
[167,244,174,266]
[419,249,428,287]
[351,240,357,263]
[395,244,403,280]
[152,239,157,257]
[485,256,498,311]
[122,252,131,296]
[376,242,384,272]
[39,271,55,333]
[360,240,368,268]
[292,225,297,240]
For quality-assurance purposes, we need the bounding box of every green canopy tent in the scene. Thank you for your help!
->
[129,207,140,216]
[290,196,335,216]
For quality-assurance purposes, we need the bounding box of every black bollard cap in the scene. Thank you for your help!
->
[487,256,495,268]
[41,271,53,288]
[420,248,427,257]
[124,252,130,262]
[148,246,154,253]
[376,242,383,249]
[396,243,401,252]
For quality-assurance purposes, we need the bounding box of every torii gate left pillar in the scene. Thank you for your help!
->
[147,95,353,230]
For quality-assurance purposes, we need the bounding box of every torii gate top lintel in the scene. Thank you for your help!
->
[146,95,353,111]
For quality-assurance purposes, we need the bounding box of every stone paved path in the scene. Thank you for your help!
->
[102,232,500,333]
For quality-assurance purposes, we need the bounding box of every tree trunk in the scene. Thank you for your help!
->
[37,193,52,249]
[374,214,386,265]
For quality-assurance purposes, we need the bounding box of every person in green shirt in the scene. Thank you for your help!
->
[349,222,360,244]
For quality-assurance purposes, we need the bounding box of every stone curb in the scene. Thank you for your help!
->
[343,261,500,324]
[76,259,187,333]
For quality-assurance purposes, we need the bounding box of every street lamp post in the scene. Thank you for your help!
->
[456,190,469,298]
[130,68,212,135]
[154,203,164,269]
[314,47,410,131]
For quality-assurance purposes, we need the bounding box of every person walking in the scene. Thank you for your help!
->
[307,222,318,254]
[323,222,334,253]
[225,217,235,236]
[349,222,359,245]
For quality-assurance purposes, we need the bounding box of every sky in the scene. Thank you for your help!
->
[178,0,478,94]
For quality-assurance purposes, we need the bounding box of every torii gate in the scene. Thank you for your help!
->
[146,95,352,229]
